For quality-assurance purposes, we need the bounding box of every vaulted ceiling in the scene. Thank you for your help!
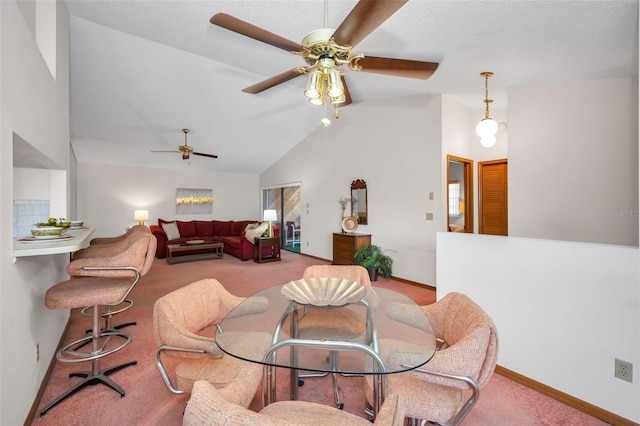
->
[66,0,638,174]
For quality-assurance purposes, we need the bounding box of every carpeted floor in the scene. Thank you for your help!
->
[31,251,608,425]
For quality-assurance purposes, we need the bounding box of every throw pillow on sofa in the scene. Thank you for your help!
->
[161,221,181,241]
[244,221,269,242]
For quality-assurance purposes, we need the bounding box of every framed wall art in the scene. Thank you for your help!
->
[176,188,213,214]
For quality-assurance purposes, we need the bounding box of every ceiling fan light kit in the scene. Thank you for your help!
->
[476,71,499,148]
[210,0,439,119]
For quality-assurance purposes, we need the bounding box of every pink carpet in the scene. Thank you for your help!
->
[31,251,608,425]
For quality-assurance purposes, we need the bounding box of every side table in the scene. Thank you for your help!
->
[254,236,281,263]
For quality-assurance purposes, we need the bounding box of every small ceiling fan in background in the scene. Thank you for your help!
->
[151,128,218,160]
[210,0,439,108]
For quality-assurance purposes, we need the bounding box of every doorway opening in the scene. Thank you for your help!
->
[447,155,474,233]
[263,184,301,253]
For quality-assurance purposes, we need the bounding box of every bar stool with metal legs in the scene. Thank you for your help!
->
[70,226,151,334]
[86,224,149,246]
[39,234,155,416]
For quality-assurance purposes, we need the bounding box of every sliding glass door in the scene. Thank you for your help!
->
[262,184,301,253]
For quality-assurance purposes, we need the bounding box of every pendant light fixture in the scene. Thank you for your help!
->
[476,72,498,148]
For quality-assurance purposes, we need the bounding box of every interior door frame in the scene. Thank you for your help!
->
[446,155,474,233]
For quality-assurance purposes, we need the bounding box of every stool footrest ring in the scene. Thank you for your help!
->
[57,331,131,363]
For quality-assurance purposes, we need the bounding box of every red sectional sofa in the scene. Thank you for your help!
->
[150,219,279,261]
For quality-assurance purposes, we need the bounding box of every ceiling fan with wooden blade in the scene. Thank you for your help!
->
[209,0,438,104]
[151,128,218,160]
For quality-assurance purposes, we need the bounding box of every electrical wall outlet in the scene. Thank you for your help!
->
[426,212,434,221]
[614,358,633,383]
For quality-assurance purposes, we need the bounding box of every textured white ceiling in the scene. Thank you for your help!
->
[66,0,638,173]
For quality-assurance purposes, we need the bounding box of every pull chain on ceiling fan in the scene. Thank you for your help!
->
[209,0,439,114]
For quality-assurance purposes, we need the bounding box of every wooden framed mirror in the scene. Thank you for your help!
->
[351,179,368,225]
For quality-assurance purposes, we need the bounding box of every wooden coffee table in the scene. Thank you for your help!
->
[167,241,224,264]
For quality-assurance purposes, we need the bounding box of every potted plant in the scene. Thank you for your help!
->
[354,244,395,281]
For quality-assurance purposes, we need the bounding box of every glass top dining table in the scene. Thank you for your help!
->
[215,279,436,416]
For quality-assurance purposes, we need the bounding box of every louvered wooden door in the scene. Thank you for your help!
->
[479,159,508,235]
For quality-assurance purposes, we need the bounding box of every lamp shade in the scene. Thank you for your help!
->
[263,209,277,222]
[263,209,277,237]
[134,209,149,225]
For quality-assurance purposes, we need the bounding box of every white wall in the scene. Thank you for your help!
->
[0,1,71,424]
[509,78,638,246]
[13,168,50,199]
[260,95,444,285]
[437,232,640,422]
[77,162,260,238]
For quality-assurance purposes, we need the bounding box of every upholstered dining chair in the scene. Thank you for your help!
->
[68,226,154,333]
[302,265,372,287]
[183,379,406,426]
[364,292,499,426]
[295,265,372,409]
[39,233,156,416]
[152,278,271,406]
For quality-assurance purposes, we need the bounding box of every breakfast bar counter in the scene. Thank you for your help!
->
[13,227,95,258]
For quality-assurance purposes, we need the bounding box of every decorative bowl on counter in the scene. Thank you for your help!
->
[31,227,64,237]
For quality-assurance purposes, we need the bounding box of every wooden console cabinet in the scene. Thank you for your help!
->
[332,232,371,265]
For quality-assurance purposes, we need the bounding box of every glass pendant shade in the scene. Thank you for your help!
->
[304,71,322,99]
[330,93,346,104]
[327,70,344,97]
[309,96,324,105]
[476,118,499,138]
[480,135,497,148]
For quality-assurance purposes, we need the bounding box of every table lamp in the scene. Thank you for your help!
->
[263,209,277,237]
[134,209,149,226]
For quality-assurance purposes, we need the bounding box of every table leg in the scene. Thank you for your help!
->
[262,365,270,408]
[289,309,299,401]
